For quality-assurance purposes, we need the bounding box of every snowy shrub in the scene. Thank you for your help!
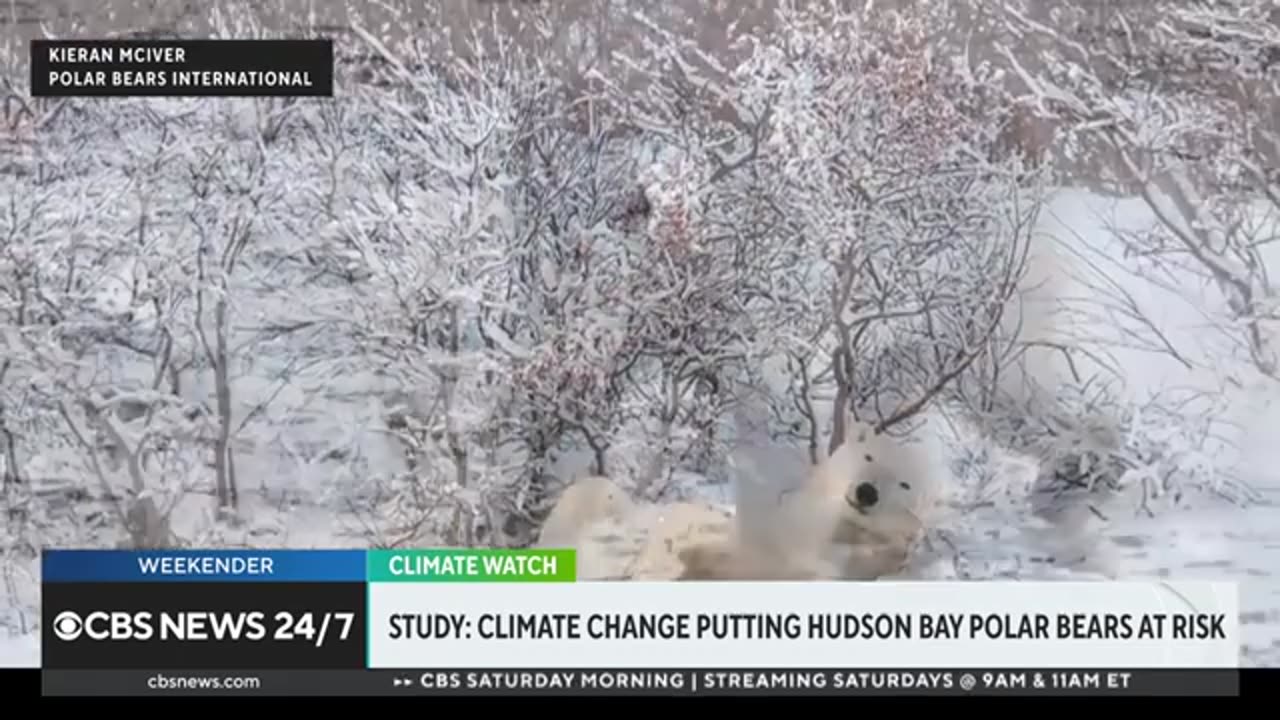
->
[1,0,1265,564]
[999,0,1280,382]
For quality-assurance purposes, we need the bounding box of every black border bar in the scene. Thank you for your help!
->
[30,668,1244,696]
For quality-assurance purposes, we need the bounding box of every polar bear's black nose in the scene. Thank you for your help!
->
[854,482,879,507]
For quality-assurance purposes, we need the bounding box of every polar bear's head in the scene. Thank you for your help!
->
[812,419,944,549]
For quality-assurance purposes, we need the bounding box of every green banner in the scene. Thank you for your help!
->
[366,548,575,582]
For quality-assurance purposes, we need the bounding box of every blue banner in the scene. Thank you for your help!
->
[42,549,366,582]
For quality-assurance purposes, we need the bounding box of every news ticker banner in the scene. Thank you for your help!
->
[41,548,1242,696]
[30,39,333,97]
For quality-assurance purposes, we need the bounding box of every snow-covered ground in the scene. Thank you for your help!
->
[0,630,37,668]
[920,503,1280,668]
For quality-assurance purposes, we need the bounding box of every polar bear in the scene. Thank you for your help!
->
[575,500,738,580]
[810,420,943,546]
[533,475,748,579]
[571,497,856,581]
[534,475,828,580]
[809,419,945,579]
[535,413,946,582]
[715,415,945,581]
[673,415,947,581]
[675,540,832,580]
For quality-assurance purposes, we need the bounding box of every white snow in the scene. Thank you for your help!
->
[0,631,37,668]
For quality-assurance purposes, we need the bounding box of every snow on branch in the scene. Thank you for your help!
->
[998,0,1279,379]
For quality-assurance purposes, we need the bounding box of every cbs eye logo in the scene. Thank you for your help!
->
[51,611,85,641]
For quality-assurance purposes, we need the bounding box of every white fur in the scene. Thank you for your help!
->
[779,417,946,578]
[536,415,950,581]
[695,415,950,580]
[571,500,739,580]
[812,420,944,539]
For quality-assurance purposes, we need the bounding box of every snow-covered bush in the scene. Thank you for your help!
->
[998,0,1279,382]
[961,0,1278,513]
[8,0,1263,565]
[0,0,1047,551]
